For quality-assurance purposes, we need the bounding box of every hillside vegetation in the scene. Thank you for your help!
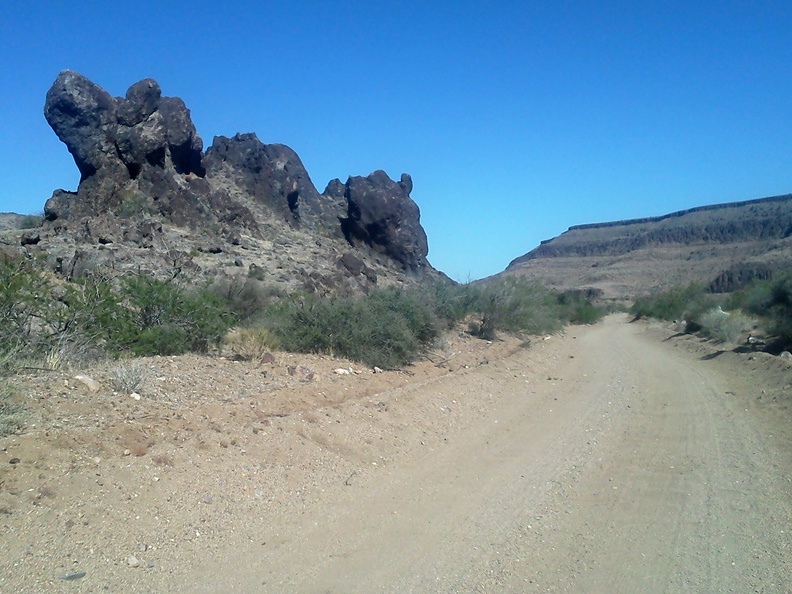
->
[0,254,603,374]
[630,274,792,351]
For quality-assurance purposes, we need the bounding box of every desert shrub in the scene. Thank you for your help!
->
[107,276,234,356]
[247,265,267,281]
[209,276,284,323]
[224,326,281,361]
[698,308,755,344]
[108,361,151,394]
[417,281,472,328]
[729,279,774,314]
[367,288,439,345]
[630,283,711,327]
[0,254,52,345]
[556,291,606,325]
[17,213,44,229]
[464,278,564,339]
[729,273,792,348]
[115,189,153,218]
[767,276,792,347]
[264,288,439,368]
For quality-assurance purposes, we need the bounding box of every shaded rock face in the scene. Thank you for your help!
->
[44,70,205,224]
[36,70,440,292]
[708,263,775,293]
[342,170,429,271]
[204,133,338,229]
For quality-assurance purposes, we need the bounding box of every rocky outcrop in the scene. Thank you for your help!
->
[708,264,776,293]
[44,70,206,225]
[33,70,441,293]
[203,133,339,230]
[341,171,429,271]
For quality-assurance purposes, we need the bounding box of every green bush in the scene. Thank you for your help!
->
[729,273,792,348]
[557,291,606,325]
[209,276,284,324]
[464,278,565,339]
[108,276,235,356]
[17,213,43,229]
[0,254,236,362]
[224,326,281,361]
[261,288,439,369]
[0,254,51,341]
[630,283,711,327]
[698,308,755,344]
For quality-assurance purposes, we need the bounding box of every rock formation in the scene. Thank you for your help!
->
[341,171,429,270]
[31,70,441,293]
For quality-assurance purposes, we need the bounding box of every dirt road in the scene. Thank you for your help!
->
[191,316,791,593]
[3,316,791,593]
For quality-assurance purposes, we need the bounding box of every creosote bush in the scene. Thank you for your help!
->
[730,273,792,349]
[260,288,439,369]
[17,213,44,229]
[0,254,235,366]
[250,279,603,368]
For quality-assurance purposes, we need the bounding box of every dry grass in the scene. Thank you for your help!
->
[224,326,280,362]
[0,381,25,437]
[698,308,756,345]
[108,361,152,394]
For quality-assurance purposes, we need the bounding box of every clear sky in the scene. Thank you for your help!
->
[2,1,792,280]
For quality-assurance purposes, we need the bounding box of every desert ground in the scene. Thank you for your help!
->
[1,315,790,593]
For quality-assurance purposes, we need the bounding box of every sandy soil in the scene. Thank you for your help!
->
[1,315,790,593]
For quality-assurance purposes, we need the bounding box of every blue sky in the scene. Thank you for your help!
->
[2,1,792,280]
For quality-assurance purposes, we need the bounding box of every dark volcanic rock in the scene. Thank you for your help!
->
[36,71,442,293]
[44,70,122,183]
[708,263,776,293]
[204,133,338,230]
[44,69,205,224]
[342,170,428,271]
[44,189,77,222]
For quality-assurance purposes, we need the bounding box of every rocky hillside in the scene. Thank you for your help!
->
[503,194,792,298]
[8,70,444,295]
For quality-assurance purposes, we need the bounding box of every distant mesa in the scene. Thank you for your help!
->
[502,194,792,298]
[31,70,437,291]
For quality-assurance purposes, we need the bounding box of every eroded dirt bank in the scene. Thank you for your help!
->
[1,316,790,593]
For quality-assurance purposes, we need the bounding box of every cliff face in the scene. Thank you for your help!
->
[504,195,792,298]
[22,71,442,294]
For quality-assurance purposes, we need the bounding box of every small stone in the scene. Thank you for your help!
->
[75,375,101,393]
[780,351,792,359]
[127,555,140,567]
[59,571,86,581]
[130,392,141,400]
[9,458,20,465]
